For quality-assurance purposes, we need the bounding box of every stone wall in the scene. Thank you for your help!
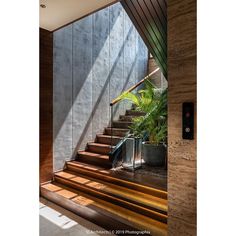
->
[148,57,168,90]
[53,3,148,171]
[167,0,197,235]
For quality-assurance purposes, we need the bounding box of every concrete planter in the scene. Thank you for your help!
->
[142,142,166,166]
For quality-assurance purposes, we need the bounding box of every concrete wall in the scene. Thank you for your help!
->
[168,0,197,235]
[53,3,148,171]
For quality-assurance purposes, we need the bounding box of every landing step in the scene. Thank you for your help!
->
[66,161,167,199]
[54,170,168,218]
[41,183,167,236]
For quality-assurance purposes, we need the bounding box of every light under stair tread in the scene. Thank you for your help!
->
[66,161,167,199]
[54,170,167,213]
[87,142,115,148]
[96,134,122,139]
[41,183,167,236]
[78,151,110,160]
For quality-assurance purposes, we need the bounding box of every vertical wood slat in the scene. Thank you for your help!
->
[121,0,167,76]
[134,0,167,58]
[121,0,167,78]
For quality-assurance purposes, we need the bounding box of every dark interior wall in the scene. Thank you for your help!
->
[40,28,53,183]
[168,0,197,235]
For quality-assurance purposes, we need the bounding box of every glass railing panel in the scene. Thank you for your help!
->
[109,98,143,170]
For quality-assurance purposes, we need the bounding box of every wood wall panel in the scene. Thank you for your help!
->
[168,0,197,235]
[40,28,53,183]
[121,0,167,78]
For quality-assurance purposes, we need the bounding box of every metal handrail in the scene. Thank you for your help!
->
[110,68,159,106]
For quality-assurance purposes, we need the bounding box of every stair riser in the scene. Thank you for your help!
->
[104,128,128,137]
[119,115,134,121]
[96,136,121,145]
[112,122,132,129]
[66,163,167,200]
[78,154,112,168]
[54,176,167,224]
[87,145,112,155]
[126,110,145,116]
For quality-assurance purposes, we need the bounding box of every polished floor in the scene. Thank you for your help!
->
[40,198,113,236]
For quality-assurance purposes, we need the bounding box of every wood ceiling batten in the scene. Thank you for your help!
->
[121,0,167,78]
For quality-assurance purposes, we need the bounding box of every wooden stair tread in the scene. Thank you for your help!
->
[87,142,115,148]
[66,161,167,199]
[77,151,109,160]
[105,127,129,131]
[41,183,167,236]
[54,170,167,213]
[68,161,107,172]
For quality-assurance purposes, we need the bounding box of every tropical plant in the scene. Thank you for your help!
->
[117,80,167,144]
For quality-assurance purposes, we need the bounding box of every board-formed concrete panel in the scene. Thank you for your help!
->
[53,3,148,170]
[92,7,110,139]
[109,4,125,120]
[53,26,73,171]
[72,17,93,155]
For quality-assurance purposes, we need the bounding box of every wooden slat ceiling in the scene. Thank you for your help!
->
[121,0,167,78]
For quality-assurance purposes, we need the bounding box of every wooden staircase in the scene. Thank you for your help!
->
[40,108,167,235]
[75,108,145,169]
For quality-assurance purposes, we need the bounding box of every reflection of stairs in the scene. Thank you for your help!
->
[75,108,145,168]
[41,162,167,235]
[40,108,167,235]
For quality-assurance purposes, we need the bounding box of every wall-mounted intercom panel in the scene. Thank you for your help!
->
[182,102,194,140]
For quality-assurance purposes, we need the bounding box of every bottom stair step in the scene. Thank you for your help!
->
[54,170,167,217]
[41,183,167,236]
[66,161,167,199]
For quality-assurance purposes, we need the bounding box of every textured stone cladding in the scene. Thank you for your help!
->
[53,2,148,171]
[148,58,168,90]
[168,0,197,235]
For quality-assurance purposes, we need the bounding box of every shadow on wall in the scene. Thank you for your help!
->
[53,8,120,141]
[53,3,148,170]
[72,37,139,158]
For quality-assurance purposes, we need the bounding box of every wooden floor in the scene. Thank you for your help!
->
[110,164,167,191]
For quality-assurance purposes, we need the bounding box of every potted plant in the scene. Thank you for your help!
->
[117,80,167,166]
